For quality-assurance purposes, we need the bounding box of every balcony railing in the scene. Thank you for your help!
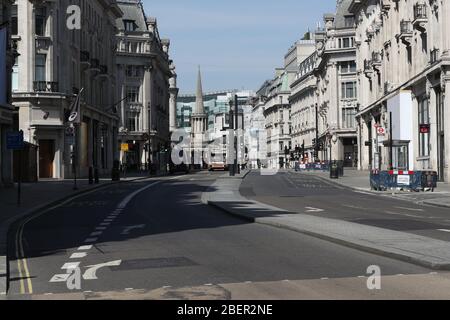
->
[33,81,59,93]
[413,3,427,32]
[414,3,427,20]
[372,52,382,65]
[364,59,373,77]
[400,20,413,34]
[430,48,440,64]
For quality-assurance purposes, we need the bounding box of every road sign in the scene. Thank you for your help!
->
[419,124,430,134]
[377,127,386,136]
[6,131,24,150]
[121,143,129,152]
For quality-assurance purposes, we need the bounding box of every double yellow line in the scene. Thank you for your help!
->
[15,215,34,294]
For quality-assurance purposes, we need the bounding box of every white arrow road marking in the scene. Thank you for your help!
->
[83,260,122,280]
[121,224,145,235]
[305,207,324,213]
[50,274,70,283]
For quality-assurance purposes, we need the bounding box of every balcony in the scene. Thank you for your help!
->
[430,48,440,64]
[33,81,59,93]
[364,59,373,77]
[413,3,427,32]
[398,20,413,46]
[371,52,382,71]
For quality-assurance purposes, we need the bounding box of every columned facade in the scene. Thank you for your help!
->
[350,0,450,181]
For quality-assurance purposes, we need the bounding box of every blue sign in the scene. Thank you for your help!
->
[7,131,25,150]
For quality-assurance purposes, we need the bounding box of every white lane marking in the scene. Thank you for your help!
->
[78,245,92,251]
[384,211,422,218]
[121,224,145,235]
[342,204,364,209]
[395,207,424,212]
[96,227,107,231]
[437,229,450,233]
[162,286,172,289]
[83,260,122,280]
[104,219,114,222]
[44,293,53,295]
[100,222,110,226]
[49,274,70,283]
[62,262,80,270]
[117,181,162,209]
[321,277,329,280]
[204,284,213,286]
[90,231,103,237]
[70,252,87,259]
[305,207,324,213]
[84,238,98,243]
[125,288,134,291]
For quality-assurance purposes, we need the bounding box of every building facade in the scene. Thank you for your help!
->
[116,0,174,172]
[13,0,122,179]
[290,51,319,163]
[350,0,450,182]
[0,0,14,187]
[314,0,359,167]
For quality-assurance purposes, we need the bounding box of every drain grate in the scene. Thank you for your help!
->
[110,257,198,271]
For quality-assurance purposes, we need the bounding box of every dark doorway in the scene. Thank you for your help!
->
[39,139,55,178]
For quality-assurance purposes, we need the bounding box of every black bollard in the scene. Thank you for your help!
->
[88,166,94,184]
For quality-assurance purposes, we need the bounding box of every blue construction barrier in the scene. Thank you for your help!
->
[370,170,438,192]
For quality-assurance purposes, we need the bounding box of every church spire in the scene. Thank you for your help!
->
[195,66,205,114]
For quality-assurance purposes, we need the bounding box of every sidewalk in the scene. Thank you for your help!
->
[301,169,450,208]
[203,172,450,271]
[0,171,152,294]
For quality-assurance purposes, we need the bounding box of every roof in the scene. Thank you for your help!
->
[116,0,147,32]
[334,0,354,29]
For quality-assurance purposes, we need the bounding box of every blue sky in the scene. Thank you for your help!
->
[142,1,336,94]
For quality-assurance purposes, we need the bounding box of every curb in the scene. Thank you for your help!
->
[0,175,154,295]
[208,200,450,271]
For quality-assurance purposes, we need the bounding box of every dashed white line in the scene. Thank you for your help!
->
[84,238,98,243]
[437,229,450,233]
[320,277,329,280]
[90,231,103,237]
[70,252,87,259]
[78,245,92,251]
[96,227,107,231]
[100,222,110,226]
[62,262,80,270]
[395,207,424,212]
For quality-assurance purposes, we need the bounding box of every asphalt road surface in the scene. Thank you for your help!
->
[6,171,450,299]
[240,171,450,242]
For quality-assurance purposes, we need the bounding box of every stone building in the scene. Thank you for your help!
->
[314,0,359,167]
[13,0,122,179]
[116,0,174,172]
[349,0,450,182]
[0,0,14,186]
[289,50,319,163]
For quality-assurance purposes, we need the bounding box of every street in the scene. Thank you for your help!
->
[6,171,450,299]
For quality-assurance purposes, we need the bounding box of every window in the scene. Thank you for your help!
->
[126,86,139,103]
[12,56,18,91]
[344,16,355,28]
[341,82,357,99]
[127,112,139,132]
[123,20,136,32]
[35,7,46,36]
[340,61,356,73]
[418,97,430,157]
[11,5,17,35]
[35,54,46,81]
[342,108,356,129]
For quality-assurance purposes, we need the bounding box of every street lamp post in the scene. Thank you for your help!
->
[229,99,235,176]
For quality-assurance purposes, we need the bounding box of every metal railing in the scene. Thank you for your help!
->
[33,81,59,93]
[430,48,440,64]
[414,3,427,20]
[400,20,413,34]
